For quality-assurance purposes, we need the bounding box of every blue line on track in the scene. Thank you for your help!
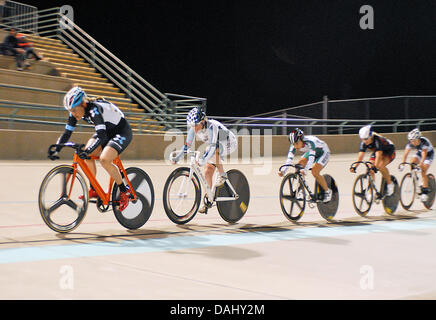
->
[1,219,436,264]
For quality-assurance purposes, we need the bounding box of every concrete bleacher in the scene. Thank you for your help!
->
[0,29,164,133]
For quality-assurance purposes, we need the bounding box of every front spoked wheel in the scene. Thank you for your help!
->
[163,167,202,225]
[112,167,155,230]
[279,173,306,222]
[399,173,415,210]
[216,169,250,224]
[352,174,373,217]
[38,165,88,233]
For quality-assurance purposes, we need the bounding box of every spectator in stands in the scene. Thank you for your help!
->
[16,33,43,68]
[0,28,26,70]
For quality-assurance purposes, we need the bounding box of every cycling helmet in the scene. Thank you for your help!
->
[63,86,86,111]
[359,125,373,140]
[408,128,421,141]
[186,107,206,127]
[289,128,304,144]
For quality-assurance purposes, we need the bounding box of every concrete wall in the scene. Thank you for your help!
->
[1,129,435,160]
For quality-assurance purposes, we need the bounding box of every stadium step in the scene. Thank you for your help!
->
[73,82,120,93]
[84,88,126,98]
[45,57,90,68]
[32,42,72,53]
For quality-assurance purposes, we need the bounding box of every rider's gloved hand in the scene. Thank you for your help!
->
[294,163,303,171]
[78,150,90,160]
[350,166,356,173]
[398,164,405,172]
[197,157,206,167]
[171,145,190,164]
[48,150,59,161]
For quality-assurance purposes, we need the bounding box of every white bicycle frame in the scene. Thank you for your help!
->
[409,166,422,198]
[171,150,239,203]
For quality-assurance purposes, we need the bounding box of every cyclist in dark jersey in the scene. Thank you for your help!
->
[350,125,396,196]
[48,86,133,211]
[400,128,434,201]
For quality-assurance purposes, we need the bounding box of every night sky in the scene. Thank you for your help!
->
[20,1,436,117]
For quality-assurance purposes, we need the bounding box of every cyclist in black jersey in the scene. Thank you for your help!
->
[400,128,434,201]
[350,125,396,196]
[48,86,133,211]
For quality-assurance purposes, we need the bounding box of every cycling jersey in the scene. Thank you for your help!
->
[406,136,434,163]
[56,99,132,154]
[282,135,330,172]
[359,133,395,155]
[182,119,237,165]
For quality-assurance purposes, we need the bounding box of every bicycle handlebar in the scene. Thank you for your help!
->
[279,163,308,172]
[350,161,377,173]
[398,162,420,171]
[48,142,85,154]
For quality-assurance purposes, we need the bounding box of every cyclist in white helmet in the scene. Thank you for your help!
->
[351,125,396,196]
[48,86,133,211]
[400,128,434,201]
[171,107,238,213]
[278,128,332,202]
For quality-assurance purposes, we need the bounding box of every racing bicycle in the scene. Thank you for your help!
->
[350,161,400,216]
[38,142,155,233]
[163,150,250,224]
[278,164,339,222]
[398,162,436,210]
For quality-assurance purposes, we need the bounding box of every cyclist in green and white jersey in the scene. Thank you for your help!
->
[278,128,332,202]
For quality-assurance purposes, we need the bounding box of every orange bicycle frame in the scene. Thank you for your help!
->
[67,154,137,205]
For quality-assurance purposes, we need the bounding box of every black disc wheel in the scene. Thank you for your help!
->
[112,167,154,230]
[381,175,400,215]
[315,174,339,222]
[216,169,250,224]
[423,174,436,209]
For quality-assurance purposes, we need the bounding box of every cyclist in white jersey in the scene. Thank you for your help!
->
[171,107,238,213]
[400,128,434,201]
[278,128,332,202]
[48,86,133,211]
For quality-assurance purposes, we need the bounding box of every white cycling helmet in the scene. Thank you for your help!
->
[63,86,86,111]
[408,128,421,141]
[359,125,373,140]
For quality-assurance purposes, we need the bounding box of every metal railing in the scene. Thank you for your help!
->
[236,95,436,135]
[0,1,37,32]
[212,114,436,135]
[0,6,207,129]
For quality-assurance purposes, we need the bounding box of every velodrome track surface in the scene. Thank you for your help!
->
[1,152,436,300]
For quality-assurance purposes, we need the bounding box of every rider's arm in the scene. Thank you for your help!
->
[402,144,412,163]
[198,125,218,166]
[420,149,428,167]
[55,114,77,151]
[173,127,195,163]
[84,106,108,154]
[305,152,316,171]
[280,145,296,174]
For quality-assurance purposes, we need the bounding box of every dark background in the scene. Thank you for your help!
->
[22,0,436,117]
